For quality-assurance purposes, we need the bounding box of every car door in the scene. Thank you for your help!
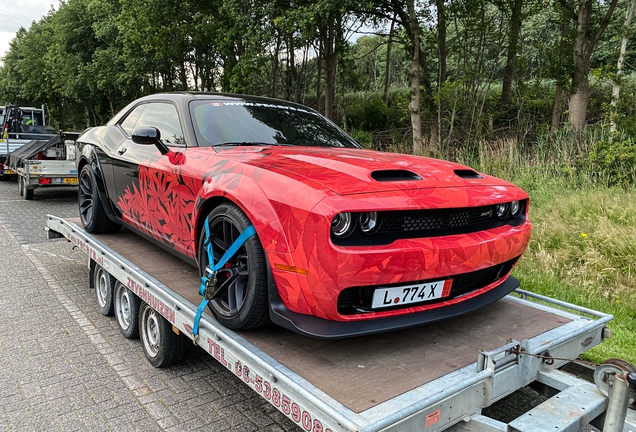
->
[112,101,187,244]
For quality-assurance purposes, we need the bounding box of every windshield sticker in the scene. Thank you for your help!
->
[210,101,317,115]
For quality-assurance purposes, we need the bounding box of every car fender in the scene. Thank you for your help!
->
[195,174,292,254]
[76,138,120,221]
[195,176,316,315]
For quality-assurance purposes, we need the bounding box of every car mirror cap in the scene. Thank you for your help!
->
[131,127,161,145]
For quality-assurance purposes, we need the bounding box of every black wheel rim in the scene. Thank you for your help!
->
[204,216,250,317]
[79,169,94,226]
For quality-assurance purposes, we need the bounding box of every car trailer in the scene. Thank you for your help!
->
[46,215,636,432]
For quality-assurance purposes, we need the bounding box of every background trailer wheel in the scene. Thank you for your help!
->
[114,282,140,339]
[23,183,34,200]
[139,302,188,368]
[93,264,114,316]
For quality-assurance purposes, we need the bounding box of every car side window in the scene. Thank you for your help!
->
[119,104,146,136]
[134,102,185,146]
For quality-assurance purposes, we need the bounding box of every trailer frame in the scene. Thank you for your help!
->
[46,215,634,432]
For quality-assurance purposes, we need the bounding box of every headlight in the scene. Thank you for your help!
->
[331,213,354,237]
[359,212,380,234]
[510,200,522,217]
[496,203,509,218]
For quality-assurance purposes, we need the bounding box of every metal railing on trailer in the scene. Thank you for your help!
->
[45,215,635,432]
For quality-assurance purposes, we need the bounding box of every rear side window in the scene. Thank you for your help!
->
[134,102,185,146]
[119,104,146,136]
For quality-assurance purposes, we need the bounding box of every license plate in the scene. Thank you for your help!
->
[371,279,453,309]
[63,177,78,184]
[4,169,15,174]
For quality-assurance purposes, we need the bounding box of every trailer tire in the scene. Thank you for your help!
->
[23,183,34,200]
[17,176,23,197]
[114,282,140,339]
[79,164,120,233]
[94,264,115,316]
[139,302,188,368]
[198,203,270,330]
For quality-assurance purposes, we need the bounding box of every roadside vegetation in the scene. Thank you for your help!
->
[356,128,636,365]
[1,0,634,364]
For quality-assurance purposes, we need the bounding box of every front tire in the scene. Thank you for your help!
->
[198,203,270,330]
[114,282,140,339]
[139,302,188,368]
[78,164,120,233]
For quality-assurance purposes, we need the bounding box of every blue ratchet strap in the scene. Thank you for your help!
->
[192,220,256,344]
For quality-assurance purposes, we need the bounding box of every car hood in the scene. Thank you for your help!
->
[235,146,516,196]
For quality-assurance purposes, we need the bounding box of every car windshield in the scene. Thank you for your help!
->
[190,100,360,148]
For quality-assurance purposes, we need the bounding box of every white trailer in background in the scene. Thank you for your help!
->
[8,132,80,200]
[46,215,636,432]
[0,105,56,178]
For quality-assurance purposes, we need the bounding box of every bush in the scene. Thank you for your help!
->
[585,132,636,187]
[345,95,389,131]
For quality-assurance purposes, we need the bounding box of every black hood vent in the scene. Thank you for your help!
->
[454,169,483,179]
[371,170,422,181]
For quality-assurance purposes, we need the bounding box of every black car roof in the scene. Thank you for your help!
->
[141,92,312,110]
[108,92,316,126]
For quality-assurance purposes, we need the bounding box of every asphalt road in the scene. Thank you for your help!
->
[0,178,599,431]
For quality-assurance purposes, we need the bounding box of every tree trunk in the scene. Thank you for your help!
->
[551,13,571,132]
[568,0,618,130]
[568,0,592,131]
[437,0,447,84]
[610,0,636,132]
[272,35,281,99]
[323,22,337,120]
[407,0,423,155]
[552,86,566,131]
[383,15,396,104]
[316,41,323,113]
[500,0,523,109]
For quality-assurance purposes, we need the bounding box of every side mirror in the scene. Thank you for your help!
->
[131,127,169,155]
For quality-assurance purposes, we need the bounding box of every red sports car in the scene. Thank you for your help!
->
[76,93,531,338]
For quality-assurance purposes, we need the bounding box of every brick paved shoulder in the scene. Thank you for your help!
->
[0,182,298,431]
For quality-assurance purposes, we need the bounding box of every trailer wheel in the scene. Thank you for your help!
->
[94,264,114,316]
[23,182,34,200]
[139,302,188,368]
[114,282,140,339]
[17,176,23,197]
[79,164,120,233]
[198,203,270,330]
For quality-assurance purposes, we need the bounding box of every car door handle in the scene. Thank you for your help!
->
[117,148,127,155]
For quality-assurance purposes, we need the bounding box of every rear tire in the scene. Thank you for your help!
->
[78,164,120,233]
[198,203,270,330]
[23,183,33,200]
[139,302,188,368]
[114,282,140,339]
[94,265,114,316]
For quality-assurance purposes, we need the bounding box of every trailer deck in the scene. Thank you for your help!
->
[47,215,629,431]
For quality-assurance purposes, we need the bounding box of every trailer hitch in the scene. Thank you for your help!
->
[192,219,256,345]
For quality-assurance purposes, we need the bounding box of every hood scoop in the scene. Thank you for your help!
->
[454,169,483,179]
[371,169,422,182]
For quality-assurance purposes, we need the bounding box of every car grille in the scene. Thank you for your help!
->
[331,201,527,246]
[378,206,496,233]
[337,256,520,315]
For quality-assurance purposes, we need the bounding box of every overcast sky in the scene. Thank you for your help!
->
[0,0,60,60]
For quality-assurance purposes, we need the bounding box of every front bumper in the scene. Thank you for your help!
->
[269,275,521,338]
